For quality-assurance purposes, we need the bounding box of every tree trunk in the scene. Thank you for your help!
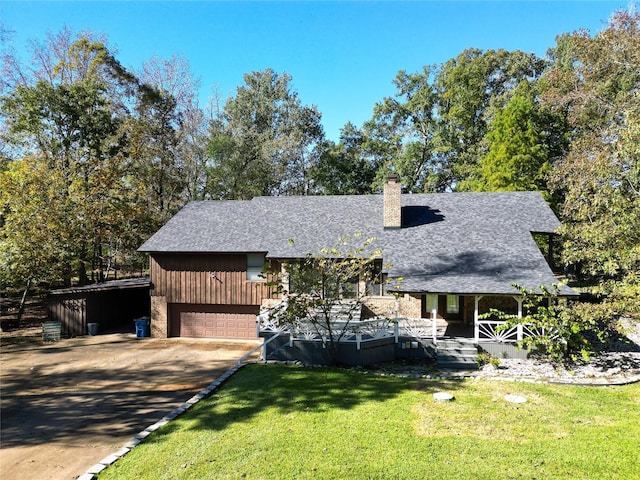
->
[16,278,32,327]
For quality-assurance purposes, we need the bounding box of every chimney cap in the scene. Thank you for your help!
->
[387,174,399,183]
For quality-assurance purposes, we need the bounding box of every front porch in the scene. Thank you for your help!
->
[256,306,532,367]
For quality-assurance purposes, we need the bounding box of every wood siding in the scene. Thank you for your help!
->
[48,282,150,336]
[149,253,280,306]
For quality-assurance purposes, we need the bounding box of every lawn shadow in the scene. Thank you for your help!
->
[148,363,466,441]
[0,336,242,449]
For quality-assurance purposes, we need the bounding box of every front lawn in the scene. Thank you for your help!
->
[99,364,640,480]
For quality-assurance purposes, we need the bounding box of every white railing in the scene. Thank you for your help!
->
[397,317,442,339]
[477,320,557,343]
[259,309,552,347]
[477,320,520,342]
[257,313,455,347]
[259,315,395,346]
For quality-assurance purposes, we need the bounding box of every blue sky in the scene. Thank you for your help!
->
[1,1,629,141]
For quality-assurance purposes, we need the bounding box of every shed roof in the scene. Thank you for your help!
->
[139,192,575,296]
[48,277,151,296]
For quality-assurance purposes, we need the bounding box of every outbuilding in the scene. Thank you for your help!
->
[47,277,151,336]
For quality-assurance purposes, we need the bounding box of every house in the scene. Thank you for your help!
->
[139,177,576,364]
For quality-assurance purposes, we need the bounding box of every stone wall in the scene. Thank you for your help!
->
[363,296,396,318]
[399,294,422,318]
[150,295,168,338]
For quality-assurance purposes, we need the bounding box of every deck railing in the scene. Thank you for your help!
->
[476,319,557,342]
[258,306,548,347]
[257,311,457,348]
[258,314,397,350]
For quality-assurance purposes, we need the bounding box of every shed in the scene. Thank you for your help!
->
[48,277,151,336]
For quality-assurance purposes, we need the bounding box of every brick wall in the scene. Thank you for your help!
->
[383,176,401,229]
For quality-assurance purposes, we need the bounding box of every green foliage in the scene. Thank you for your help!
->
[476,351,491,367]
[482,284,606,364]
[543,10,640,317]
[310,123,378,194]
[266,235,388,365]
[361,49,548,193]
[206,69,324,199]
[0,30,171,287]
[458,83,559,198]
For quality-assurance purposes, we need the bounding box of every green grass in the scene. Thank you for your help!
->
[99,364,640,480]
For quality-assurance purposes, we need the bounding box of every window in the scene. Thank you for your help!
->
[247,253,266,281]
[340,276,360,299]
[287,261,359,298]
[446,295,460,314]
[366,261,390,296]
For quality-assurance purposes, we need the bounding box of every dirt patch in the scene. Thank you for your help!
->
[1,296,49,341]
[0,332,259,480]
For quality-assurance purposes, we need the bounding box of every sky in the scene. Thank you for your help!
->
[0,0,631,141]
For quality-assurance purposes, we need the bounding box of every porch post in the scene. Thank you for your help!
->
[516,296,523,341]
[474,295,480,344]
[427,294,437,343]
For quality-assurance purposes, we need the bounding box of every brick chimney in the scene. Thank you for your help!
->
[383,174,402,229]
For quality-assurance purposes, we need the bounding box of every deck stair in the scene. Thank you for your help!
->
[436,338,479,369]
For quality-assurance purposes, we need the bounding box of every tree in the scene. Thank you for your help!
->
[206,69,324,199]
[266,235,391,365]
[0,30,156,287]
[310,122,378,195]
[136,54,210,204]
[362,66,443,192]
[543,10,640,317]
[482,284,605,364]
[360,49,548,192]
[458,83,557,196]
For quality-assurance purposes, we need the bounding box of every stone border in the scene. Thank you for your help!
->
[367,367,640,386]
[77,363,247,480]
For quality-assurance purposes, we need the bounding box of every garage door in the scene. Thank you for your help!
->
[169,304,258,339]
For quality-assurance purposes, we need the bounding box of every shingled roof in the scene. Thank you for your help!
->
[139,191,576,296]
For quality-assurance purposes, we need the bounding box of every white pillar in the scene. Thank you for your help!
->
[474,295,481,344]
[516,297,523,341]
[427,294,438,342]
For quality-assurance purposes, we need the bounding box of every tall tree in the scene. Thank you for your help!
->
[436,49,547,186]
[361,49,548,192]
[363,66,441,192]
[310,122,378,195]
[0,30,153,286]
[459,83,553,195]
[137,54,210,204]
[544,10,640,316]
[206,69,324,199]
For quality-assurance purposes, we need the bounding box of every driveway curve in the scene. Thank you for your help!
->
[0,334,259,480]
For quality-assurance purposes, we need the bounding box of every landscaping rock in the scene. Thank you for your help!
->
[433,392,455,401]
[504,394,527,404]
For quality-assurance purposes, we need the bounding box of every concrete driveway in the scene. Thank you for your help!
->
[0,334,259,480]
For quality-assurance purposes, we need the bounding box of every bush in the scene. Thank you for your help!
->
[484,284,609,365]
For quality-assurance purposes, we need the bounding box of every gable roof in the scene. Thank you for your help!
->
[139,191,576,296]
